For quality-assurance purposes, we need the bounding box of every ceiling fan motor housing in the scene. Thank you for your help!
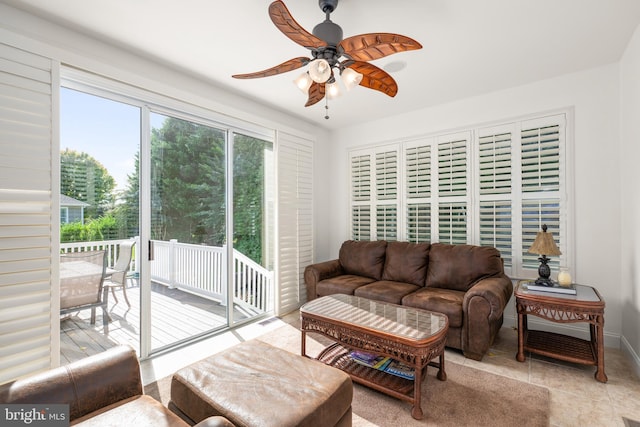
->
[319,0,339,13]
[313,20,343,46]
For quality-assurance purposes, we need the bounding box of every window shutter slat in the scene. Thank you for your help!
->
[0,43,53,384]
[277,134,313,314]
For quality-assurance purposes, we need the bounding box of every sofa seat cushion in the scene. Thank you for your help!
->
[74,395,188,427]
[426,243,504,292]
[339,240,387,280]
[402,287,465,327]
[317,275,376,297]
[381,241,430,286]
[170,340,353,427]
[354,281,420,305]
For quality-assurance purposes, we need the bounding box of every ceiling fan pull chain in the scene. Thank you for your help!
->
[324,97,330,120]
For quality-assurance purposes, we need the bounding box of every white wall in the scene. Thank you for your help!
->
[321,63,623,346]
[620,23,640,374]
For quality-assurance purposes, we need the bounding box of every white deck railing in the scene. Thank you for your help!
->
[60,238,274,314]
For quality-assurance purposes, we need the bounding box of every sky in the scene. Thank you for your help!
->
[60,88,165,192]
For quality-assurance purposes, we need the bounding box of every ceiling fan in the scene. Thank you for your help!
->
[232,0,423,110]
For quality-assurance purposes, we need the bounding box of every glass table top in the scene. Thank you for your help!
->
[301,294,448,341]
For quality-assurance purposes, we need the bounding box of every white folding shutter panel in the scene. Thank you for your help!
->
[478,130,513,269]
[405,143,431,243]
[375,150,398,241]
[351,154,371,240]
[0,42,54,383]
[276,132,313,315]
[521,120,563,271]
[437,135,468,244]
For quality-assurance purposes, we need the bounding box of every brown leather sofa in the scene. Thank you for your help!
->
[0,345,232,427]
[304,240,513,360]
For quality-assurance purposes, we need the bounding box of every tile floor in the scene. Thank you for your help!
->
[140,313,640,427]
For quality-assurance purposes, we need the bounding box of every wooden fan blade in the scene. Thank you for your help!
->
[340,33,422,61]
[305,82,325,107]
[269,0,327,50]
[232,57,311,79]
[348,61,398,97]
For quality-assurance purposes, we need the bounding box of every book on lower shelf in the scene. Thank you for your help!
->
[349,351,415,380]
[524,282,577,295]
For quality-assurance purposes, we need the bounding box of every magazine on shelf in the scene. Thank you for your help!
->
[384,360,415,380]
[525,282,577,295]
[350,350,391,370]
[349,351,415,380]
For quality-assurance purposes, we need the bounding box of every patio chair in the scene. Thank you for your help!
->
[60,250,109,328]
[104,240,135,307]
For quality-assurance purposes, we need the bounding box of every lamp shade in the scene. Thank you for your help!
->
[326,80,341,99]
[528,224,561,256]
[293,72,313,93]
[308,59,331,83]
[341,67,363,90]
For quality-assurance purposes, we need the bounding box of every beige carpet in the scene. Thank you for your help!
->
[145,324,550,427]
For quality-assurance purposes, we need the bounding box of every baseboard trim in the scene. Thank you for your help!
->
[621,335,640,379]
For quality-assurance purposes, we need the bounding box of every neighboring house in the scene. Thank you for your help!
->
[60,194,89,224]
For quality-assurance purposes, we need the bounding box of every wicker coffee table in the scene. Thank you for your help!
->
[300,294,448,420]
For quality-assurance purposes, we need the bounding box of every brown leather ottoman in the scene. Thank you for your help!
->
[169,340,353,427]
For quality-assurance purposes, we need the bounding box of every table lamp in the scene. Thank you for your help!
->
[527,224,562,287]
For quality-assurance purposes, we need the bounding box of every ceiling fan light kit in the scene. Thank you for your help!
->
[232,0,422,117]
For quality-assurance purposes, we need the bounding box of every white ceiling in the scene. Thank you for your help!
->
[3,0,640,129]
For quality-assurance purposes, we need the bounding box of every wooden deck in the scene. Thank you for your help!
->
[60,282,256,364]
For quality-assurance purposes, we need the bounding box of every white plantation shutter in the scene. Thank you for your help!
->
[351,205,371,240]
[407,203,430,243]
[479,201,513,268]
[351,154,372,240]
[521,200,561,270]
[276,133,313,315]
[405,143,431,243]
[351,154,371,201]
[405,145,430,198]
[0,42,55,383]
[477,129,513,269]
[438,203,467,244]
[376,151,397,200]
[349,112,569,276]
[521,124,560,192]
[436,133,470,244]
[479,132,512,195]
[349,147,398,241]
[519,117,565,274]
[438,138,467,196]
[376,205,397,241]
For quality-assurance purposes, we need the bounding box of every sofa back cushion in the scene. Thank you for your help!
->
[426,243,504,292]
[381,241,430,286]
[339,240,387,280]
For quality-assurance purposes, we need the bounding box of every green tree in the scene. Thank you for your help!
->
[119,117,270,265]
[60,149,116,218]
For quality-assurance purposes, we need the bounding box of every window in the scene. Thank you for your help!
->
[349,112,570,278]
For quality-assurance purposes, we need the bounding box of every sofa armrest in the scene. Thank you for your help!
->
[463,275,513,320]
[462,275,513,360]
[0,345,142,421]
[304,259,344,301]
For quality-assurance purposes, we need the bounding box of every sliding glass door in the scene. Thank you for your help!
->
[60,81,275,361]
[148,112,229,352]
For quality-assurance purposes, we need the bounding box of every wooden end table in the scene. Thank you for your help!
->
[514,281,607,382]
[300,294,448,420]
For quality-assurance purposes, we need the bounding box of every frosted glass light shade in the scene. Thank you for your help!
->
[326,81,341,99]
[293,72,313,93]
[342,67,363,90]
[308,59,331,83]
